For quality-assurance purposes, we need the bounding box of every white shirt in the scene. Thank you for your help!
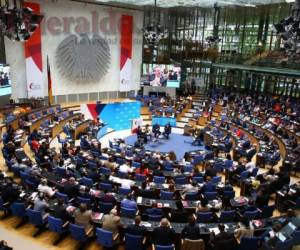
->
[245,162,256,172]
[38,184,56,197]
[121,179,135,189]
[119,164,134,173]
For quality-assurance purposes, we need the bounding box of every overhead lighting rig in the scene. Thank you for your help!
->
[0,0,43,42]
[274,0,300,55]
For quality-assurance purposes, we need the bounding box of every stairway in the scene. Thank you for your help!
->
[176,92,208,128]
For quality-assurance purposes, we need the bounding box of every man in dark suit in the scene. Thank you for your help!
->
[152,218,176,246]
[211,224,238,250]
[152,124,161,139]
[50,198,69,222]
[62,177,79,198]
[163,123,172,139]
[126,215,147,236]
[181,215,202,240]
[205,165,217,178]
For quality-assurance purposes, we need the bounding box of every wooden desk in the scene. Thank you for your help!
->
[246,121,287,161]
[198,116,208,126]
[230,123,260,164]
[51,114,81,139]
[74,120,91,140]
[29,114,53,134]
[7,105,60,131]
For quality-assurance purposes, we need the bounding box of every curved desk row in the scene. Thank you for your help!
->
[7,105,61,130]
[245,121,287,163]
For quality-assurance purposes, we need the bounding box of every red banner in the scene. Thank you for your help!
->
[24,2,43,98]
[120,15,133,92]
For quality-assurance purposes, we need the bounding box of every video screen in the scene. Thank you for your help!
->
[0,64,11,96]
[141,64,181,88]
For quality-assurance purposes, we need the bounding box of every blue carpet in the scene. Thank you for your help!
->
[124,133,205,159]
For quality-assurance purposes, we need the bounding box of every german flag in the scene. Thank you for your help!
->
[47,56,53,105]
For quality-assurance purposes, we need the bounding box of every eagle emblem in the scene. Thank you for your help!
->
[56,33,111,83]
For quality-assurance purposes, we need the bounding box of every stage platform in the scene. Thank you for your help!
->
[100,128,205,159]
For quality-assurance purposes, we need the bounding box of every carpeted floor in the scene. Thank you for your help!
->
[124,132,205,159]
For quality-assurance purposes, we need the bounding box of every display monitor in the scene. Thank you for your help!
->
[141,64,181,88]
[0,64,11,96]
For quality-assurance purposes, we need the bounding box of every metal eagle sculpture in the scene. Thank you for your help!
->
[56,33,111,83]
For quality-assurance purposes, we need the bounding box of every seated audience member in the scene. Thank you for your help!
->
[38,178,56,197]
[33,192,49,216]
[135,164,150,176]
[0,240,13,250]
[99,190,117,205]
[139,182,157,199]
[255,189,269,209]
[74,203,93,234]
[119,160,134,174]
[50,198,69,222]
[152,218,176,246]
[181,215,202,240]
[182,181,198,198]
[170,200,188,223]
[168,151,177,161]
[62,177,79,198]
[211,224,238,249]
[196,198,210,212]
[143,201,164,219]
[152,123,161,138]
[1,178,20,204]
[205,164,217,178]
[163,123,172,139]
[126,215,147,236]
[102,209,121,238]
[120,194,137,210]
[234,221,254,243]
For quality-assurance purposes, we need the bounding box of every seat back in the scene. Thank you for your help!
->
[212,176,222,184]
[219,210,235,223]
[148,214,162,221]
[239,236,261,250]
[275,238,294,250]
[135,174,147,182]
[125,233,143,250]
[174,177,188,185]
[77,196,91,207]
[160,190,174,200]
[96,228,113,247]
[252,168,259,177]
[223,190,235,199]
[69,223,87,242]
[244,210,259,221]
[185,192,199,201]
[183,165,193,173]
[55,192,69,203]
[291,230,300,246]
[99,202,113,214]
[182,239,205,250]
[153,176,165,184]
[132,161,141,168]
[204,191,218,200]
[261,205,275,218]
[121,207,136,218]
[99,182,113,191]
[119,187,131,195]
[26,209,44,226]
[80,177,94,187]
[197,212,213,223]
[240,170,249,180]
[48,216,64,234]
[11,202,26,218]
[155,245,174,250]
[192,176,204,183]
